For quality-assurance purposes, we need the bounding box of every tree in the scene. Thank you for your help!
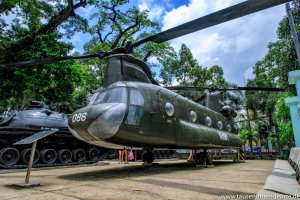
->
[274,93,294,147]
[0,29,85,110]
[159,43,227,99]
[84,0,159,52]
[0,0,177,110]
[0,0,87,60]
[78,0,175,96]
[239,129,259,154]
[242,2,300,149]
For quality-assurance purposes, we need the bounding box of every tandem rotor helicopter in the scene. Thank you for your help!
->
[0,0,288,165]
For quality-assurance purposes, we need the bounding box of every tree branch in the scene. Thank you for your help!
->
[97,29,104,43]
[97,28,113,44]
[0,0,87,57]
[103,1,118,23]
[110,17,140,49]
[103,30,113,43]
[122,23,141,44]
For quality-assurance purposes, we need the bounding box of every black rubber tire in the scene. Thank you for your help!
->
[205,152,213,165]
[21,148,40,164]
[196,152,213,165]
[72,149,86,163]
[40,149,57,164]
[0,147,20,166]
[87,148,99,161]
[165,150,171,158]
[57,149,72,164]
[196,152,204,164]
[154,151,159,159]
[142,151,154,163]
[161,151,166,159]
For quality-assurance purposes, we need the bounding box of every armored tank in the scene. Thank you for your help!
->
[0,100,107,168]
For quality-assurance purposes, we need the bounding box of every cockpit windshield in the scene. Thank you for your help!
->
[89,87,127,105]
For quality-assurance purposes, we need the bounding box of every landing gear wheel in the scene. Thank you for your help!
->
[58,149,72,164]
[142,150,154,164]
[21,148,40,164]
[0,147,20,166]
[87,148,99,161]
[40,149,57,164]
[196,151,213,165]
[206,151,213,165]
[72,149,86,163]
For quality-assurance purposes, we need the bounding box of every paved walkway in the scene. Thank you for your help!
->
[0,160,274,200]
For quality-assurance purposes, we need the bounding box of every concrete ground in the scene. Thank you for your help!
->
[0,160,274,200]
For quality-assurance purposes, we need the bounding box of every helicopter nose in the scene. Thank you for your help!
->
[87,103,126,140]
[68,103,127,141]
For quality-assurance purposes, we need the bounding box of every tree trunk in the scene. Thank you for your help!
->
[246,108,253,155]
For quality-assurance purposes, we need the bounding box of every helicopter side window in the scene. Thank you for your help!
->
[126,89,144,125]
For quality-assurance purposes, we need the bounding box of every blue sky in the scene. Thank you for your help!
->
[70,0,287,86]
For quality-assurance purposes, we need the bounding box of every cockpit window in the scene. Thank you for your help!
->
[93,91,107,105]
[88,92,99,105]
[129,90,144,106]
[90,87,127,105]
[126,89,144,125]
[104,88,127,103]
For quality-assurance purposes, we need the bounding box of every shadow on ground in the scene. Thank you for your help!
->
[58,161,237,182]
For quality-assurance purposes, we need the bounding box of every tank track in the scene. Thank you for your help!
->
[0,128,111,169]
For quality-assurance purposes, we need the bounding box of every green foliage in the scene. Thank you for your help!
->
[0,30,86,110]
[0,0,54,32]
[81,0,174,92]
[0,0,88,59]
[239,129,259,147]
[243,4,300,147]
[159,44,227,99]
[85,0,160,52]
[0,0,176,111]
[274,93,294,146]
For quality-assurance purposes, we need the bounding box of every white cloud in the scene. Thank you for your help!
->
[244,67,255,84]
[69,48,80,55]
[161,0,286,85]
[76,5,95,18]
[138,0,164,21]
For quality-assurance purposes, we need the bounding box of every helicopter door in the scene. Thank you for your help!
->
[125,89,144,126]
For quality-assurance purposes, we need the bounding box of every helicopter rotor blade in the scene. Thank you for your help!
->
[165,86,284,92]
[165,86,211,91]
[227,86,284,92]
[131,0,290,48]
[0,52,106,70]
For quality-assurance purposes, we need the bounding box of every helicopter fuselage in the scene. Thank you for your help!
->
[68,81,242,149]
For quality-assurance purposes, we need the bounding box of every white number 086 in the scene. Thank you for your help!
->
[72,112,87,122]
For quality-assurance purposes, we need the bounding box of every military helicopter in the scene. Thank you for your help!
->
[0,0,288,164]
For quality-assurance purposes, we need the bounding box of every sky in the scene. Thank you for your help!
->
[72,0,287,86]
